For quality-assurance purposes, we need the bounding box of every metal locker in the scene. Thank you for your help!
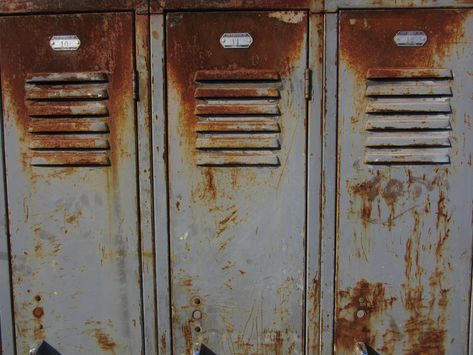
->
[336,10,473,354]
[0,13,142,353]
[166,11,310,354]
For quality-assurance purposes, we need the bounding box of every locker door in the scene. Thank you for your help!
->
[337,10,473,354]
[0,13,142,353]
[166,11,308,354]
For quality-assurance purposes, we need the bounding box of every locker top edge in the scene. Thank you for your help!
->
[0,0,148,15]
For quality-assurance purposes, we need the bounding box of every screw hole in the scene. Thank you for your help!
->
[35,295,41,302]
[194,326,201,333]
[192,297,201,305]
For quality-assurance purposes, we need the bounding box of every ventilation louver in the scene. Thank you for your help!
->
[364,68,453,165]
[194,69,282,167]
[25,71,111,166]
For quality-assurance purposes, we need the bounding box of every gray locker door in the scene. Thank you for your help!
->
[0,13,142,353]
[337,10,473,354]
[166,11,308,354]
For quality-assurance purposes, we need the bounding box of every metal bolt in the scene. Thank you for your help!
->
[356,309,366,318]
[192,310,202,320]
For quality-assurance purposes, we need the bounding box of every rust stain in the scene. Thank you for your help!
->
[335,279,397,353]
[182,323,193,355]
[350,174,382,225]
[340,10,468,81]
[382,179,403,228]
[93,328,116,352]
[308,276,320,354]
[160,333,167,353]
[32,307,44,318]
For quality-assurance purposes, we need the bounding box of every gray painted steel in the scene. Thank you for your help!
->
[336,9,473,354]
[0,13,143,354]
[0,4,472,355]
[0,82,15,355]
[136,13,159,355]
[151,14,173,355]
[166,11,310,354]
[305,13,324,355]
[319,13,338,355]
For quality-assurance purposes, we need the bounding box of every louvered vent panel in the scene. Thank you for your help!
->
[194,69,282,167]
[364,68,453,165]
[25,72,111,166]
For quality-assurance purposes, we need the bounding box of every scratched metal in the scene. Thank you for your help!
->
[336,10,473,354]
[0,13,142,353]
[166,11,308,354]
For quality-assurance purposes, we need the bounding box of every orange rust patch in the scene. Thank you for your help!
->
[32,307,44,318]
[350,175,382,224]
[94,328,116,351]
[340,10,468,81]
[335,279,397,353]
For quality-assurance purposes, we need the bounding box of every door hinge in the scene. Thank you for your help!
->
[304,68,312,100]
[133,70,139,101]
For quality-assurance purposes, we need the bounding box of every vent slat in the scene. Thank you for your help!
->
[196,134,280,149]
[196,119,279,133]
[31,152,111,166]
[365,149,451,164]
[29,120,109,133]
[365,132,451,147]
[367,68,452,79]
[366,83,452,96]
[195,104,280,116]
[26,84,108,100]
[28,101,108,116]
[26,72,108,83]
[196,151,280,166]
[365,115,451,131]
[195,70,279,82]
[195,87,280,98]
[30,136,110,150]
[364,68,453,165]
[366,99,451,113]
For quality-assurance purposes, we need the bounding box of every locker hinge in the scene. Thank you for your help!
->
[304,68,312,100]
[133,70,140,101]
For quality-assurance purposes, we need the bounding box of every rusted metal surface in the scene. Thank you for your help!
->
[0,13,142,353]
[326,0,473,12]
[305,13,324,355]
[0,0,147,14]
[166,11,308,353]
[336,9,473,354]
[151,0,323,13]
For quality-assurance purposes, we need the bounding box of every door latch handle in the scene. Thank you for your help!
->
[356,341,369,355]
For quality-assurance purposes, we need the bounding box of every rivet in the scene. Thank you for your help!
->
[192,310,202,320]
[356,309,366,318]
[33,307,44,318]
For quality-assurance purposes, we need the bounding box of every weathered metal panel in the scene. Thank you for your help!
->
[0,13,143,354]
[337,9,473,354]
[150,14,173,355]
[306,13,324,355]
[136,13,159,355]
[151,0,324,13]
[166,11,308,354]
[0,80,16,355]
[326,0,473,12]
[319,12,338,355]
[0,0,147,14]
